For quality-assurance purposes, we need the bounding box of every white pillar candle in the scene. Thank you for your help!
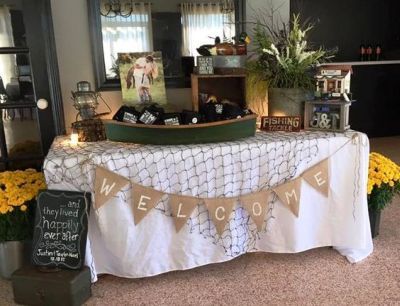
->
[70,132,79,146]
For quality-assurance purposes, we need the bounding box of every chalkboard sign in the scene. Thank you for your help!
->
[32,190,91,270]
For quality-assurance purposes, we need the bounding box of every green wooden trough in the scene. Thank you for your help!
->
[103,114,257,145]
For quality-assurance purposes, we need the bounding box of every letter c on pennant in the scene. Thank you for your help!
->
[215,206,226,221]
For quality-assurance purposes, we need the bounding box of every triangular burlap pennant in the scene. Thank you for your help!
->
[302,159,330,197]
[169,195,199,232]
[132,183,164,225]
[204,198,236,236]
[94,166,130,209]
[273,177,302,217]
[240,190,271,232]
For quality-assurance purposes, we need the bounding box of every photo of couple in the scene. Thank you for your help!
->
[118,51,167,105]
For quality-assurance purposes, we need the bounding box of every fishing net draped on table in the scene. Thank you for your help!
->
[44,130,373,281]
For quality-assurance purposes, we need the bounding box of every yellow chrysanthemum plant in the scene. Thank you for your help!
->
[0,169,46,242]
[368,153,400,211]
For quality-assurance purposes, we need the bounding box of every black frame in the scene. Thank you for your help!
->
[87,0,246,91]
[0,0,64,169]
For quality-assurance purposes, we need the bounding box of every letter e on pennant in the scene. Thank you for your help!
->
[302,159,330,197]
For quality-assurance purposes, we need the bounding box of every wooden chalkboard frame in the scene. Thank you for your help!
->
[31,190,91,270]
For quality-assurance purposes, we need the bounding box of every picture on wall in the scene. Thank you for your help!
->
[118,51,167,105]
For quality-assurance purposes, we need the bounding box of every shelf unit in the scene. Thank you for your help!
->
[191,73,246,112]
[319,60,400,67]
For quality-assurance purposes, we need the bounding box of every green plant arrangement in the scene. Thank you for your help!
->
[368,152,400,211]
[250,14,335,89]
[247,13,337,117]
[0,169,46,241]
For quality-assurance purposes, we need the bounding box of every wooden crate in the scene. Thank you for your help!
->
[304,100,352,132]
[191,73,246,112]
[11,266,91,306]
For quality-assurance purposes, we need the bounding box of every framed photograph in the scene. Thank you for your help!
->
[118,51,167,106]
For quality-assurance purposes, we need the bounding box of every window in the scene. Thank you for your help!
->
[101,2,153,79]
[181,2,236,57]
[89,0,245,89]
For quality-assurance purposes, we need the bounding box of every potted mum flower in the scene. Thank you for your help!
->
[0,169,46,278]
[250,14,336,117]
[367,153,400,238]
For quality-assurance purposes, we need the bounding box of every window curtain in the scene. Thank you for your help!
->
[0,5,16,88]
[181,1,236,57]
[101,2,153,78]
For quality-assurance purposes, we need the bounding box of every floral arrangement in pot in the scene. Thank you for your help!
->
[249,14,336,117]
[0,169,46,278]
[367,153,400,238]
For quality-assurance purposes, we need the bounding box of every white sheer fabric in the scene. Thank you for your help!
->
[0,5,16,86]
[101,2,153,78]
[181,1,236,57]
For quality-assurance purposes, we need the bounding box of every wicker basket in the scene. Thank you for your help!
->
[71,119,106,142]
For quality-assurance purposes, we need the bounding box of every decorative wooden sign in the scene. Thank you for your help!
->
[261,116,301,132]
[304,100,352,132]
[197,56,214,75]
[32,190,91,270]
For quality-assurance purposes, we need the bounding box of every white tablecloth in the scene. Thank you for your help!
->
[44,131,373,282]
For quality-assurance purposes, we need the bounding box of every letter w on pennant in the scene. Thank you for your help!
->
[94,166,130,210]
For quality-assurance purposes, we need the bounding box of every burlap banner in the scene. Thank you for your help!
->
[302,159,330,197]
[240,191,271,232]
[273,177,302,217]
[169,195,199,232]
[204,198,236,236]
[131,183,164,225]
[94,155,331,230]
[94,166,130,209]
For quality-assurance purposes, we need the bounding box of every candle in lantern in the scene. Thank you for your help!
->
[70,131,79,146]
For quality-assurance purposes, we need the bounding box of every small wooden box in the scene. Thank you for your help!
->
[304,100,352,132]
[191,73,246,112]
[72,119,106,142]
[11,266,91,306]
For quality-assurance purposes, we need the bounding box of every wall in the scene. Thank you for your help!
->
[291,0,400,61]
[50,0,289,131]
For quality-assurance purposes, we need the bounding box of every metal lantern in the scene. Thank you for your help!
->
[70,81,111,142]
[71,81,99,120]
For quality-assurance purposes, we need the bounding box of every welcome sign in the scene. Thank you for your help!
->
[93,154,331,236]
[32,190,91,269]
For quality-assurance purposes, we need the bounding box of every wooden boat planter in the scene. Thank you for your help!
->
[103,114,257,145]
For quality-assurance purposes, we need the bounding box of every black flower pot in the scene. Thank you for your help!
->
[368,209,381,238]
